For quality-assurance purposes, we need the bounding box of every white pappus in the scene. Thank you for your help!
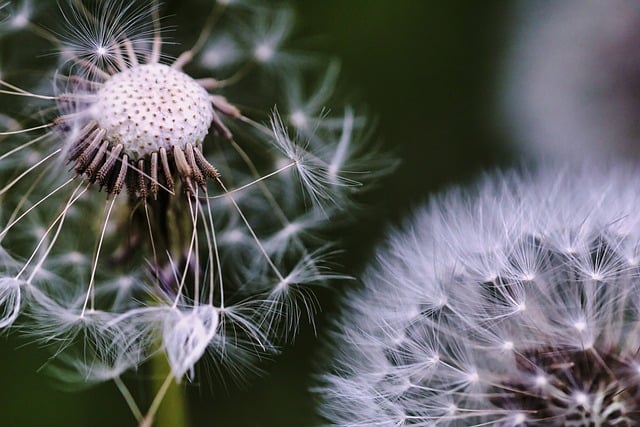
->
[317,163,640,426]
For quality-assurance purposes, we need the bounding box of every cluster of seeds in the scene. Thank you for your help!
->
[318,166,640,426]
[57,59,231,198]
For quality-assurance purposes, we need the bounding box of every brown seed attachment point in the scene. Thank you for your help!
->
[59,120,219,199]
[492,346,640,425]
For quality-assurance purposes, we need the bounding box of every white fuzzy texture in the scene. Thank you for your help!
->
[318,164,640,426]
[161,305,219,380]
[0,277,21,328]
[93,63,214,160]
[0,0,379,389]
[503,0,640,160]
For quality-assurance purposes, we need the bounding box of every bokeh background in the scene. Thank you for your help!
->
[0,1,511,425]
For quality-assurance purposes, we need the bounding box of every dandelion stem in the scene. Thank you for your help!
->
[114,376,143,423]
[140,355,187,427]
[139,373,173,427]
[171,1,226,70]
[26,22,61,45]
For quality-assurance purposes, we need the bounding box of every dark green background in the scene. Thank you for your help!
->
[0,1,511,426]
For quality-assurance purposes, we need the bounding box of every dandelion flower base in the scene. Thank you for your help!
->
[94,63,214,160]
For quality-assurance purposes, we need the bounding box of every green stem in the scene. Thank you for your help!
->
[114,376,143,422]
[140,354,188,427]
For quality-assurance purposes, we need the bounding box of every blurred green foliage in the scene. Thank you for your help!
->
[0,1,511,426]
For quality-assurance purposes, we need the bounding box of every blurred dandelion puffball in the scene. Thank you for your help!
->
[319,164,640,426]
[0,0,371,399]
[503,0,640,160]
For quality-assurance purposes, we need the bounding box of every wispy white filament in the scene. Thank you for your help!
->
[318,162,640,426]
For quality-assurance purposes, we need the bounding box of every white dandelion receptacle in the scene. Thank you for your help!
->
[58,59,225,197]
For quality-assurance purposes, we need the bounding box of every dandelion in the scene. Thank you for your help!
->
[0,0,375,423]
[317,163,640,426]
[502,0,640,161]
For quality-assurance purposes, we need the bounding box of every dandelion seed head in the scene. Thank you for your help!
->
[92,63,214,159]
[318,163,640,426]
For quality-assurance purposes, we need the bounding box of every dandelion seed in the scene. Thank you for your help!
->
[201,35,243,70]
[245,8,293,66]
[161,304,220,381]
[317,163,640,426]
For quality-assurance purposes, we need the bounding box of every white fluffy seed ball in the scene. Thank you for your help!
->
[92,63,214,160]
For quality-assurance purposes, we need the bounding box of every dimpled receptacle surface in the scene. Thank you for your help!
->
[92,63,214,160]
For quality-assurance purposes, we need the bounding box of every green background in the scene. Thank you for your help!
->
[0,1,511,426]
